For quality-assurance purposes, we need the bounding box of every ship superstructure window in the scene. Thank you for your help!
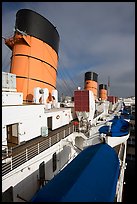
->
[6,123,19,147]
[52,152,57,172]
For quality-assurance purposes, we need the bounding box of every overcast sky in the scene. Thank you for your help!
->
[2,2,135,98]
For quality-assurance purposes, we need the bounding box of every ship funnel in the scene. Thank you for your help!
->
[99,84,107,101]
[84,72,98,100]
[5,9,60,102]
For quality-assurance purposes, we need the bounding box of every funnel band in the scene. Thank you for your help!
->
[99,84,107,90]
[12,54,57,72]
[16,75,56,89]
[85,72,98,82]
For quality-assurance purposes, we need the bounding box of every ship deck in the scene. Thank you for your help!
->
[2,121,75,176]
[12,122,74,156]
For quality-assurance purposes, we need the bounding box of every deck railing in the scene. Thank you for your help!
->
[2,125,74,176]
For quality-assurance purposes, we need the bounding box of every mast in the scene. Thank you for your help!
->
[108,76,110,97]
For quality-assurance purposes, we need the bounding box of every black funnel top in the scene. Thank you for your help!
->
[99,84,107,90]
[15,9,60,54]
[85,72,98,82]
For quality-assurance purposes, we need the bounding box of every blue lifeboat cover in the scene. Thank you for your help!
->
[119,108,131,120]
[99,125,109,134]
[99,116,129,137]
[31,143,120,202]
[110,117,129,136]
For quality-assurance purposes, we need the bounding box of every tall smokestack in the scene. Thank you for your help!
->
[5,9,60,102]
[84,72,98,100]
[99,84,107,101]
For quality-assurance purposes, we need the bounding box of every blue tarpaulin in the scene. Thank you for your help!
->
[111,117,129,136]
[99,116,129,137]
[119,108,131,120]
[31,143,120,202]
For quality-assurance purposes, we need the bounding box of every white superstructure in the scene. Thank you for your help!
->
[2,71,131,202]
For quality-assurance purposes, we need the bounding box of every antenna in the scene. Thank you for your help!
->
[108,76,110,96]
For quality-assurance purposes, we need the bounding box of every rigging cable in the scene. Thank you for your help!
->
[58,48,78,89]
[2,37,12,71]
[44,44,74,96]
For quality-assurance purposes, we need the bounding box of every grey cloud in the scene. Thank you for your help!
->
[2,2,135,98]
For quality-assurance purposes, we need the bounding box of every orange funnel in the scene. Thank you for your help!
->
[5,9,60,102]
[84,72,98,100]
[99,84,107,100]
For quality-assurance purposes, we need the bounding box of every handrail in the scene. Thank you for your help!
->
[2,124,74,176]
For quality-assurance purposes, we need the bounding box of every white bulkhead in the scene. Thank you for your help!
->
[2,92,23,106]
[2,104,73,147]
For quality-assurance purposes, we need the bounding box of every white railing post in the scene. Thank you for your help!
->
[10,147,13,171]
[49,137,51,147]
[57,133,59,142]
[64,129,65,138]
[38,143,40,154]
[10,156,12,171]
[69,126,70,135]
[73,125,74,132]
[26,148,28,161]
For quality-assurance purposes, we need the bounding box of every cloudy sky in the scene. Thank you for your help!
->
[2,2,135,98]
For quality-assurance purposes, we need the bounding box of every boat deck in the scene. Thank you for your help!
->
[2,122,75,176]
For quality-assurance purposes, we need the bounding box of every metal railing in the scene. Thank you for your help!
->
[2,125,74,176]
